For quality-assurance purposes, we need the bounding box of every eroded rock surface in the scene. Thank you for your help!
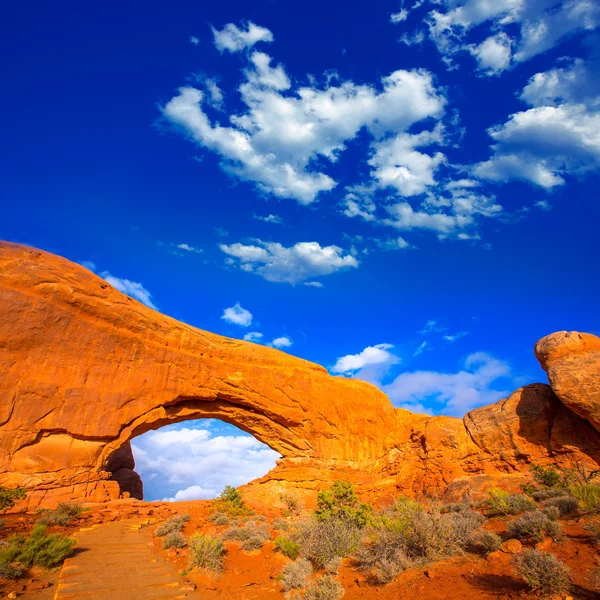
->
[1,241,599,509]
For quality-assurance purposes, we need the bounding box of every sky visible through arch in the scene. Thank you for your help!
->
[2,0,599,500]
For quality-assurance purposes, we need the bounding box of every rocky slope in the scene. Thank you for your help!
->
[1,241,599,509]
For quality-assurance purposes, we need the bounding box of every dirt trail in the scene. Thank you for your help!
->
[53,520,199,600]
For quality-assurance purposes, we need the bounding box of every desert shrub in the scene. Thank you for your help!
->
[569,484,600,511]
[531,465,562,488]
[315,481,372,528]
[37,502,83,526]
[162,532,186,550]
[507,511,561,542]
[583,521,600,547]
[294,517,362,569]
[214,486,253,517]
[324,556,342,574]
[472,530,502,555]
[486,489,537,516]
[155,514,190,537]
[208,511,228,525]
[531,489,568,501]
[281,557,313,591]
[274,535,300,560]
[273,518,289,531]
[254,515,267,522]
[545,495,579,516]
[513,550,572,597]
[0,557,24,579]
[448,510,486,548]
[0,486,26,512]
[188,533,224,573]
[355,529,413,583]
[542,506,561,521]
[281,492,302,516]
[301,574,344,600]
[2,524,75,569]
[223,520,270,552]
[441,502,471,513]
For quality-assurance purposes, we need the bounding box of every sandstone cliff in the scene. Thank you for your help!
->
[0,241,598,509]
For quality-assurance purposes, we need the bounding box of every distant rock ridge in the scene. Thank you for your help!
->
[0,241,599,510]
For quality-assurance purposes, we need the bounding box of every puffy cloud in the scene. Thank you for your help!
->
[243,331,264,342]
[101,272,157,309]
[253,213,283,224]
[332,343,399,374]
[212,22,274,53]
[221,302,253,327]
[271,336,293,348]
[423,0,599,73]
[443,331,469,343]
[390,10,409,23]
[420,320,445,334]
[220,240,358,284]
[474,104,600,187]
[383,352,512,415]
[189,36,200,46]
[163,42,445,205]
[132,422,280,501]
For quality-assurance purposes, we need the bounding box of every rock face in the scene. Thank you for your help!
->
[1,241,599,509]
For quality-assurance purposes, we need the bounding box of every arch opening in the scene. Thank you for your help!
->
[107,419,281,502]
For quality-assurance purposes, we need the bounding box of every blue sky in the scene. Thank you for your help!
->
[2,0,599,500]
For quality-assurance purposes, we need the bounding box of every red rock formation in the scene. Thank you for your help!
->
[0,241,599,509]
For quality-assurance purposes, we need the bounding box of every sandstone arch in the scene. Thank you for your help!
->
[1,241,599,510]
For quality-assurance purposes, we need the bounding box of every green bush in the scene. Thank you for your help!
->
[162,532,186,550]
[294,517,362,569]
[486,489,537,516]
[301,574,344,600]
[155,514,190,537]
[281,492,302,516]
[1,524,75,569]
[569,484,600,511]
[531,489,569,502]
[274,535,300,560]
[316,481,372,528]
[355,527,413,583]
[545,496,579,516]
[223,520,270,552]
[473,530,502,555]
[280,557,312,591]
[37,502,83,526]
[188,533,224,573]
[441,502,471,513]
[507,511,561,542]
[542,506,560,521]
[531,465,562,488]
[0,486,26,512]
[0,557,24,580]
[213,486,253,517]
[513,550,572,597]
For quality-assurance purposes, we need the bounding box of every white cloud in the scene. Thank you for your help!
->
[413,341,428,356]
[443,331,469,343]
[204,78,224,110]
[79,260,97,272]
[391,9,409,23]
[132,422,280,501]
[383,351,512,415]
[101,272,157,310]
[221,302,253,327]
[271,336,293,348]
[420,320,445,334]
[304,281,324,288]
[474,104,600,187]
[190,36,200,46]
[243,331,263,342]
[375,236,414,250]
[163,45,445,205]
[423,0,599,73]
[176,243,202,253]
[220,240,358,284]
[253,213,283,224]
[332,343,399,374]
[164,485,216,502]
[212,22,274,53]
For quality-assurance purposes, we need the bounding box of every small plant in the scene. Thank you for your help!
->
[355,532,412,583]
[254,514,267,522]
[441,502,471,513]
[544,495,579,515]
[507,511,561,542]
[281,492,302,516]
[0,557,24,580]
[37,502,83,526]
[513,549,572,597]
[281,557,313,591]
[188,533,224,573]
[316,481,372,528]
[583,520,600,547]
[223,520,270,552]
[214,485,253,517]
[1,524,75,569]
[486,489,537,516]
[155,514,190,537]
[569,484,600,511]
[273,518,289,531]
[473,530,502,555]
[294,517,363,569]
[448,510,486,548]
[301,574,344,600]
[0,486,26,512]
[531,464,562,488]
[542,505,560,521]
[162,532,186,550]
[274,535,300,559]
[532,489,569,501]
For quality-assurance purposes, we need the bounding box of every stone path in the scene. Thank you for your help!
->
[54,520,199,600]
